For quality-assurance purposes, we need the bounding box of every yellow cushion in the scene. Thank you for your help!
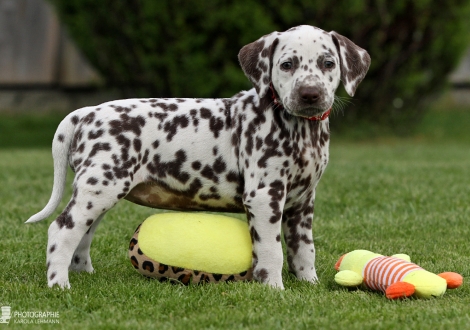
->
[138,213,252,274]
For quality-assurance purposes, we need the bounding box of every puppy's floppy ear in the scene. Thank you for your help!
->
[330,31,371,97]
[238,32,280,98]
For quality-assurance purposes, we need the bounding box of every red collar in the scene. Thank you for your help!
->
[270,84,330,121]
[308,108,331,121]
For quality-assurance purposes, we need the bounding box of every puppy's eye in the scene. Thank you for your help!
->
[281,62,293,70]
[324,61,335,69]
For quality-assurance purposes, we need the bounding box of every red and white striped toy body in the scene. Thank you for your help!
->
[363,256,422,292]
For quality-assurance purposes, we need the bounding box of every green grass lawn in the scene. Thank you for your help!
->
[0,106,469,329]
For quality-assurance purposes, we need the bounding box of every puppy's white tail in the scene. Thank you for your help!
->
[25,113,78,223]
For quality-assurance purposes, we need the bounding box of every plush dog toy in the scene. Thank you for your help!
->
[129,213,253,284]
[334,250,463,299]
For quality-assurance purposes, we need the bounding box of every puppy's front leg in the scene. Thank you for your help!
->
[282,192,318,284]
[243,180,287,289]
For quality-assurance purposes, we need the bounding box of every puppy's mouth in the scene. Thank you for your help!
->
[271,87,331,120]
[292,107,326,119]
[282,96,332,119]
[284,105,331,120]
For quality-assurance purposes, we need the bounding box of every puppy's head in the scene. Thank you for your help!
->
[239,25,371,119]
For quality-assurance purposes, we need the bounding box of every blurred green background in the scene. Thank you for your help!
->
[1,0,470,138]
[48,0,470,133]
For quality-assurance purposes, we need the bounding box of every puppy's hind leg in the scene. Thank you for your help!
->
[46,183,123,288]
[69,212,106,273]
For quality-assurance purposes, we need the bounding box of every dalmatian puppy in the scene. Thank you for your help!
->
[26,25,370,289]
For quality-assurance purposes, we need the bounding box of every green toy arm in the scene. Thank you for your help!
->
[335,270,363,287]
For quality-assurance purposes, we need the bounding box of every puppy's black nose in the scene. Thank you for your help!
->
[299,86,320,104]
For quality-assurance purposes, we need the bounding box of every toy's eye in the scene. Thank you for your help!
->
[324,61,335,69]
[281,62,293,70]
